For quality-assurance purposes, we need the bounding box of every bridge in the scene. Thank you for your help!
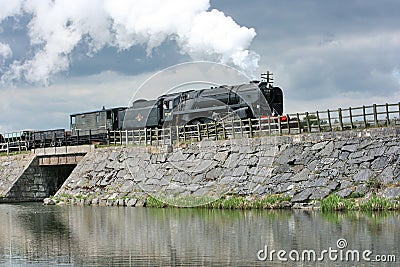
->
[33,145,93,166]
[0,145,94,202]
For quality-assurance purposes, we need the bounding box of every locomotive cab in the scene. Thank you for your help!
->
[162,95,180,121]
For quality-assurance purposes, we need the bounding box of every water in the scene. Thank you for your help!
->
[0,203,399,266]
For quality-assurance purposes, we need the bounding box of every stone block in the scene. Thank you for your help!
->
[126,198,137,207]
[310,187,331,200]
[353,169,374,182]
[291,188,313,202]
[336,188,353,198]
[382,187,400,199]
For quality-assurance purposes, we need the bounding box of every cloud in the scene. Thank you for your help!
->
[0,0,259,85]
[0,70,146,132]
[0,42,12,61]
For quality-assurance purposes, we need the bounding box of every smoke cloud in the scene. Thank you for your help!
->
[0,0,259,85]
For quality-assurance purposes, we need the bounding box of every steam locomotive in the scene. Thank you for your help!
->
[1,72,284,151]
[70,72,284,135]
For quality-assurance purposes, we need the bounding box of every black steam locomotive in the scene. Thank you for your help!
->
[1,72,284,151]
[70,72,283,135]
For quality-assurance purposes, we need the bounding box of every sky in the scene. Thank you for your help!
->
[0,0,399,132]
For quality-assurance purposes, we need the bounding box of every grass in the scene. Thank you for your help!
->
[47,191,400,212]
[144,194,291,209]
[320,194,399,212]
[146,196,167,208]
[320,194,356,212]
[360,196,397,211]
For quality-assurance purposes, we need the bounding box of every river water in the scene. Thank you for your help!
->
[0,203,398,266]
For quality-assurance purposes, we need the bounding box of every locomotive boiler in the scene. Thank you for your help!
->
[119,72,283,130]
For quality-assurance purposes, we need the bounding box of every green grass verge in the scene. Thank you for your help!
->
[145,194,291,209]
[320,194,356,212]
[360,196,397,211]
[320,194,399,212]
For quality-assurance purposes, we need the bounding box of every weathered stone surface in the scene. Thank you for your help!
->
[22,126,399,207]
[311,141,330,151]
[382,187,400,199]
[353,169,374,182]
[341,144,358,152]
[291,188,314,202]
[310,187,331,200]
[377,167,394,184]
[336,188,353,198]
[126,198,137,207]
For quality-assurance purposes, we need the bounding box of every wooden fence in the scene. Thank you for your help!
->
[108,102,400,146]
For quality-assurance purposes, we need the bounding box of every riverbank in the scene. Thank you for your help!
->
[44,191,400,212]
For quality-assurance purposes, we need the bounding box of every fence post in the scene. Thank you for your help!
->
[176,125,180,145]
[144,128,148,146]
[126,130,129,145]
[338,108,343,130]
[53,131,56,153]
[113,130,116,145]
[89,129,92,144]
[398,102,400,118]
[222,121,226,139]
[373,104,378,127]
[258,117,262,136]
[6,142,9,155]
[286,114,291,134]
[33,132,36,152]
[169,126,173,145]
[248,118,253,137]
[149,129,153,145]
[278,116,282,135]
[231,118,235,139]
[64,132,67,153]
[327,109,332,131]
[268,116,271,135]
[305,112,311,132]
[316,111,321,132]
[349,107,354,129]
[296,113,300,133]
[77,130,80,146]
[362,105,367,128]
[215,121,218,140]
[386,103,390,125]
[107,129,110,145]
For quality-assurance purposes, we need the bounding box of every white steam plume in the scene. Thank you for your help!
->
[0,0,259,85]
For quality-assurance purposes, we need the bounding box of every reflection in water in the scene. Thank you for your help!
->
[0,203,399,266]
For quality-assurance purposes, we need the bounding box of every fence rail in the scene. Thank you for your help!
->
[108,102,400,146]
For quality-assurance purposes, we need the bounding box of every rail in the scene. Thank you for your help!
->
[108,102,400,146]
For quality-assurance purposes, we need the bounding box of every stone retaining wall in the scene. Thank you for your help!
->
[0,153,35,198]
[52,127,400,207]
[0,153,75,202]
